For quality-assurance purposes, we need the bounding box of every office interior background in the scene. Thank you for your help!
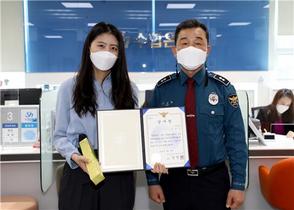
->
[0,0,294,210]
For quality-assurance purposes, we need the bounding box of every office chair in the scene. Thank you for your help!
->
[259,158,294,210]
[0,195,38,210]
[251,106,266,118]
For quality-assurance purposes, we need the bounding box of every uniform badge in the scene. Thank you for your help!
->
[208,92,219,105]
[228,94,239,108]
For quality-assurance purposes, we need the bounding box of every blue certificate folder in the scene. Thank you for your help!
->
[96,107,190,173]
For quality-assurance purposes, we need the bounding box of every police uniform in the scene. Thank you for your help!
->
[146,68,248,210]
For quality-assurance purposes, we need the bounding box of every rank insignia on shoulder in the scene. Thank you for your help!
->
[228,94,239,108]
[208,72,230,86]
[156,73,177,87]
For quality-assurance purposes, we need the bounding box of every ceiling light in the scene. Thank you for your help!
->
[44,35,63,39]
[127,17,148,20]
[126,14,151,17]
[25,22,34,26]
[51,13,77,16]
[125,10,151,13]
[159,23,179,27]
[88,23,96,27]
[57,17,82,19]
[228,22,251,26]
[166,3,195,9]
[202,9,227,13]
[61,2,93,8]
[263,4,269,8]
[216,34,222,38]
[45,9,73,12]
[119,27,138,30]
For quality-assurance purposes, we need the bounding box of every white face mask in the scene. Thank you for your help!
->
[276,104,289,114]
[90,51,117,71]
[176,46,207,71]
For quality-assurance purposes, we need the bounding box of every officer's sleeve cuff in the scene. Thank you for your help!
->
[146,171,160,185]
[147,179,160,186]
[231,182,245,191]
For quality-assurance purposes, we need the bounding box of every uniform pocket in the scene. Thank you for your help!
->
[198,105,224,134]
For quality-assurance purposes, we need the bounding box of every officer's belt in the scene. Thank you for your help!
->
[169,161,226,177]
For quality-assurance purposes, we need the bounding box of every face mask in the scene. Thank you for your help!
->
[276,104,289,114]
[90,51,117,71]
[176,46,207,71]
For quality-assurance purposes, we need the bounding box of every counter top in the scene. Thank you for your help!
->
[249,134,294,157]
[0,145,63,162]
[1,135,294,162]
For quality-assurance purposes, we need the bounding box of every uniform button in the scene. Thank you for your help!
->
[211,110,215,115]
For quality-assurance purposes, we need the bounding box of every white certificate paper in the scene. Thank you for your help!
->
[143,107,190,170]
[97,109,144,172]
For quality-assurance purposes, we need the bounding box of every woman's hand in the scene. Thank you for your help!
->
[286,131,294,138]
[151,163,168,174]
[71,153,89,174]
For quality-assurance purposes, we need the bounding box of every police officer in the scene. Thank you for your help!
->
[146,19,248,210]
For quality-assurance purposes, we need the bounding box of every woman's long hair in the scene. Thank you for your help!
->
[73,22,137,117]
[267,89,294,123]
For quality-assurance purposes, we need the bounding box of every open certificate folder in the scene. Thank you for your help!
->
[97,107,190,173]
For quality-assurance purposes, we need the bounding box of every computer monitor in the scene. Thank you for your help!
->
[249,118,266,145]
[0,88,42,105]
[0,89,18,105]
[270,123,294,135]
[143,89,154,107]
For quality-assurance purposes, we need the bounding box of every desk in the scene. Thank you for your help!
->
[0,145,63,162]
[249,134,294,157]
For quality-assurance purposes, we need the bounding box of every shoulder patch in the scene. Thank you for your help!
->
[156,73,178,87]
[228,94,239,108]
[208,72,230,86]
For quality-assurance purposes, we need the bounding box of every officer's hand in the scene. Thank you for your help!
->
[226,189,245,209]
[151,163,168,174]
[71,153,89,174]
[148,185,166,204]
[286,131,294,138]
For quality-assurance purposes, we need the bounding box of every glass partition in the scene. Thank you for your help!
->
[236,90,249,189]
[24,0,269,72]
[40,89,58,192]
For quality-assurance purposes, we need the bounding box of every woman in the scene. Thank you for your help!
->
[257,89,294,138]
[53,22,138,210]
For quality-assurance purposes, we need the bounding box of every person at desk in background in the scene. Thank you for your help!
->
[146,19,248,210]
[53,22,138,210]
[257,89,294,138]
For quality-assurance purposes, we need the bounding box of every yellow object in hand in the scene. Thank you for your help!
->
[79,138,105,185]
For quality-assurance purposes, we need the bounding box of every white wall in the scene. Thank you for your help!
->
[0,0,25,73]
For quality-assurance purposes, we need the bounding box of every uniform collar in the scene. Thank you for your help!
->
[179,67,206,86]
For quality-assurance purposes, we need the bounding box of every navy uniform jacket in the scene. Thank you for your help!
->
[145,68,248,190]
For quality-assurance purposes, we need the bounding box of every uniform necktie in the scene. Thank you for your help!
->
[185,78,198,168]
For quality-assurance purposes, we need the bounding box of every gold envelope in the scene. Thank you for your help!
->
[79,138,105,185]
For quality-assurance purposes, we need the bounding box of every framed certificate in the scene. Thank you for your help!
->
[142,107,190,169]
[97,107,189,172]
[97,109,144,172]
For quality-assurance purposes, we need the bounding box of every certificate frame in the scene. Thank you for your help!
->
[97,109,144,172]
[97,107,190,172]
[142,107,190,170]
